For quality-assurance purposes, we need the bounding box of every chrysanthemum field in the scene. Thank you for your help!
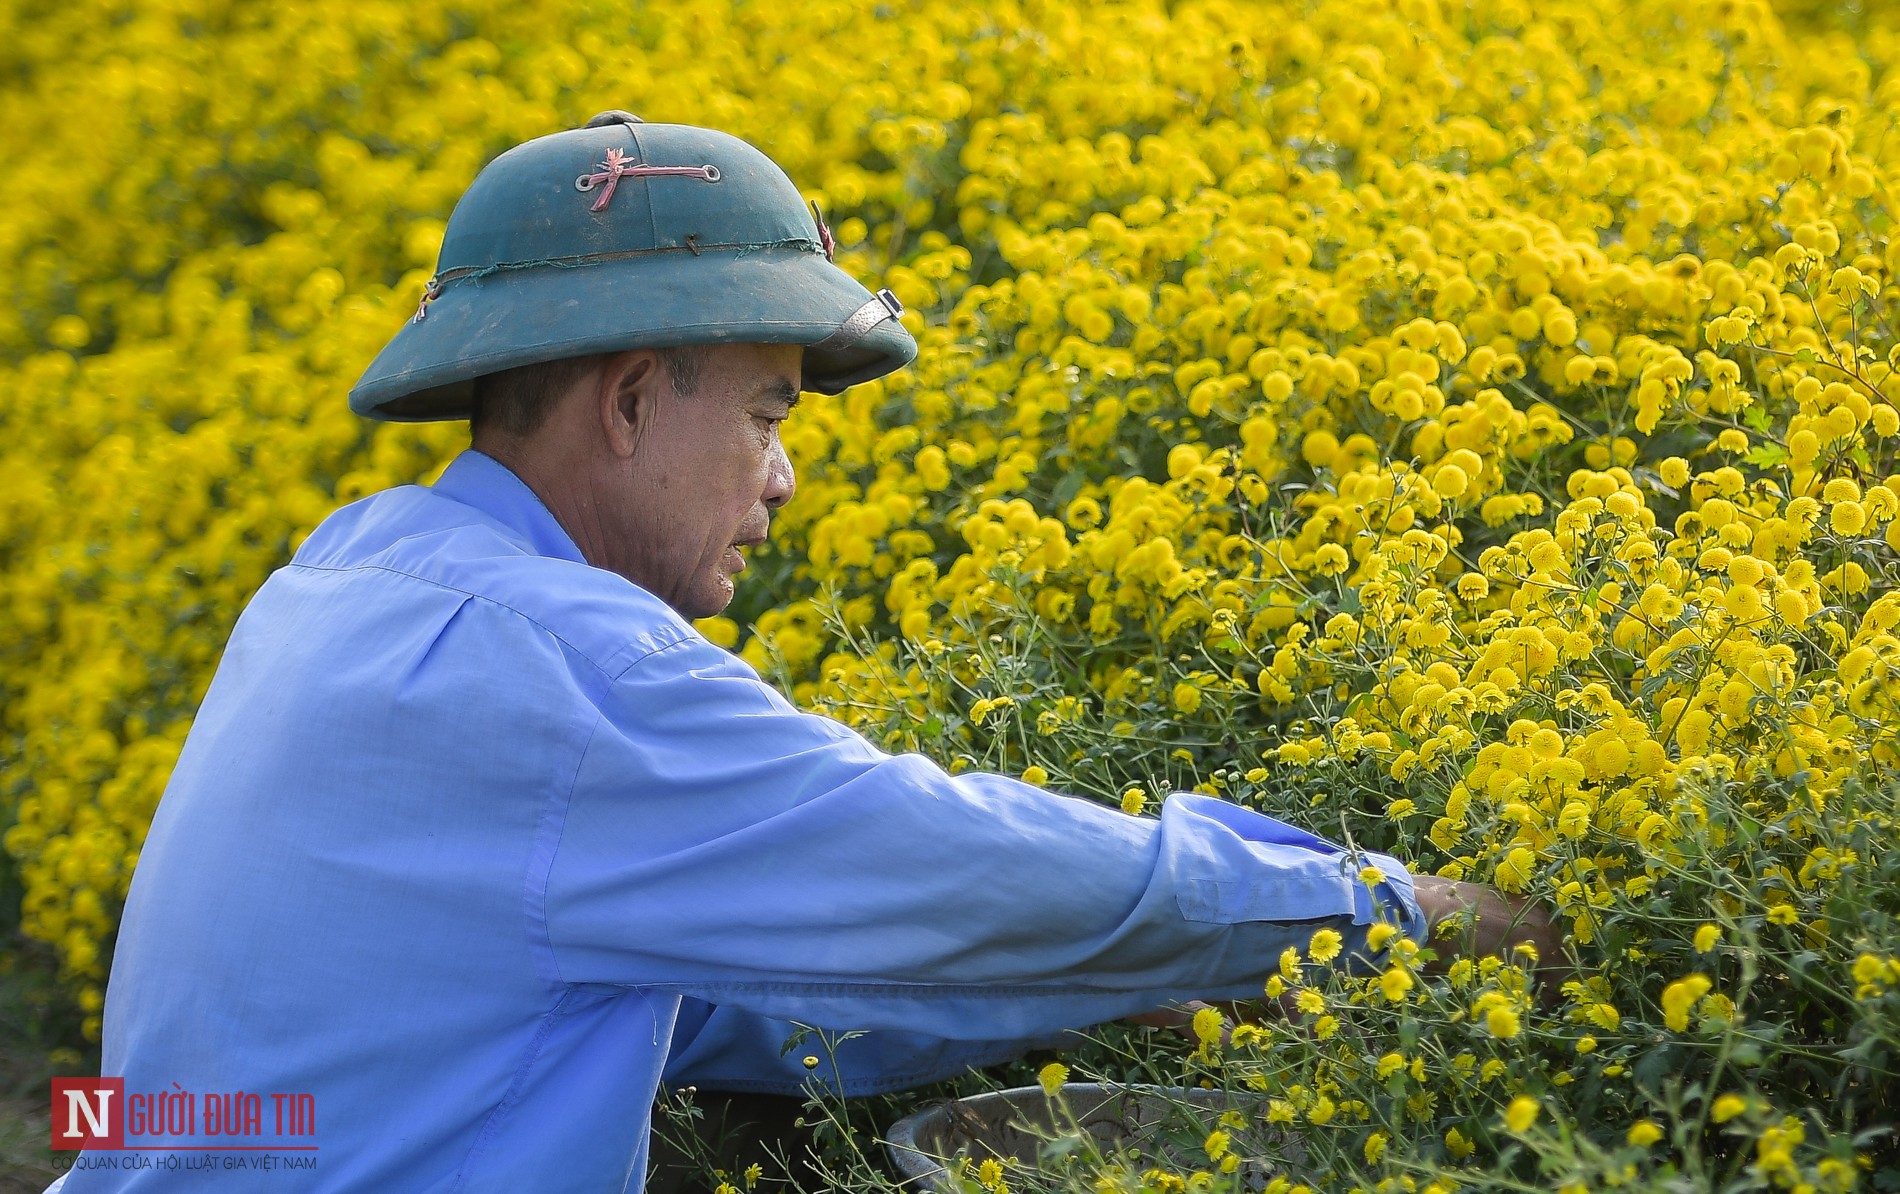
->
[3,0,1898,1189]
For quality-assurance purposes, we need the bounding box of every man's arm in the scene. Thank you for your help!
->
[1413,876,1566,973]
[540,630,1428,1042]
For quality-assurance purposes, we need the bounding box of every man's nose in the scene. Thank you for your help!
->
[763,438,796,510]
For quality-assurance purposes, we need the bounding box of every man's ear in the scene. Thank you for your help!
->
[597,349,661,459]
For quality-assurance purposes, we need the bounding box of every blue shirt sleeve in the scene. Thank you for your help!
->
[543,633,1421,1041]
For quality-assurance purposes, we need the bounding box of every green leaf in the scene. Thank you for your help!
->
[1633,1045,1678,1090]
[1050,470,1086,508]
[778,1024,817,1056]
[1745,444,1790,468]
[1040,1135,1086,1163]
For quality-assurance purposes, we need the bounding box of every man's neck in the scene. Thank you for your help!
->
[471,436,618,574]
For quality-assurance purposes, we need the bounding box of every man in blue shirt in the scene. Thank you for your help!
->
[62,116,1555,1192]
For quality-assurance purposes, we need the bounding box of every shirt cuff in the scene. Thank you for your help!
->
[1348,848,1428,944]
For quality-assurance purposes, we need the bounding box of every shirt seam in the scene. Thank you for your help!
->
[529,711,604,988]
[449,989,581,1194]
[606,632,704,682]
[537,638,768,983]
[285,560,695,679]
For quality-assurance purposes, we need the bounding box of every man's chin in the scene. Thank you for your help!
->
[673,579,737,623]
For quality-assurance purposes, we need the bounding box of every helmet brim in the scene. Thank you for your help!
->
[349,245,917,422]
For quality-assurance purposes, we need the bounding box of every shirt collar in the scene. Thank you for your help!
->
[430,450,589,566]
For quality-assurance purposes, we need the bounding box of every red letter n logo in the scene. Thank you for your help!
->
[50,1078,124,1150]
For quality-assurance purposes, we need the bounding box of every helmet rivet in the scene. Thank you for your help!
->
[584,110,644,128]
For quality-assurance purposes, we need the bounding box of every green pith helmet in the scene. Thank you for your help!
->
[349,112,916,421]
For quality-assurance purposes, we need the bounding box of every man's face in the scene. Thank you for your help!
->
[610,342,801,618]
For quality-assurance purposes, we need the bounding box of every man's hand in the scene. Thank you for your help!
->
[1123,1001,1253,1046]
[1411,875,1567,980]
[1125,881,1567,1041]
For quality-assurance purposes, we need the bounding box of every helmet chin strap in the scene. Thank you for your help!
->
[808,289,905,354]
